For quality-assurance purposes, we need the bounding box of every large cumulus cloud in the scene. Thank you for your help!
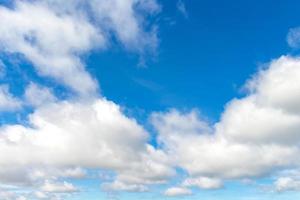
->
[155,56,300,195]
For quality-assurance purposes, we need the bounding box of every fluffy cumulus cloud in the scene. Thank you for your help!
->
[0,98,174,198]
[0,1,166,198]
[0,99,148,169]
[151,56,300,191]
[3,54,300,198]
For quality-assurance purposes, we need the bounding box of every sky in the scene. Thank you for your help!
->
[1,0,300,200]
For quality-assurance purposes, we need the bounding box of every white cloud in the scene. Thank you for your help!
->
[275,177,300,192]
[0,0,159,95]
[40,180,78,193]
[102,180,149,192]
[164,187,192,197]
[0,98,146,168]
[89,0,160,53]
[29,167,86,181]
[0,85,22,111]
[0,0,167,190]
[182,177,223,190]
[0,0,165,197]
[245,56,300,115]
[0,191,27,200]
[101,144,175,192]
[58,168,86,179]
[0,1,101,95]
[0,98,173,193]
[24,83,56,107]
[3,54,300,195]
[16,196,26,200]
[152,56,300,182]
[216,97,300,145]
[34,191,48,199]
[287,27,300,48]
[0,191,15,200]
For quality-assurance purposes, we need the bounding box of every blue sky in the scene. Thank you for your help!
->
[89,0,299,117]
[1,0,300,200]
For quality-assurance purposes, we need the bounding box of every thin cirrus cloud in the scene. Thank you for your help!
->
[287,27,300,49]
[177,0,188,18]
[1,0,300,199]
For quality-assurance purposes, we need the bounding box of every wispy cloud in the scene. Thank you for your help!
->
[177,0,188,18]
[287,27,300,48]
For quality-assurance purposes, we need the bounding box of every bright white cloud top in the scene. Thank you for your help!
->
[0,0,300,200]
[0,0,158,95]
